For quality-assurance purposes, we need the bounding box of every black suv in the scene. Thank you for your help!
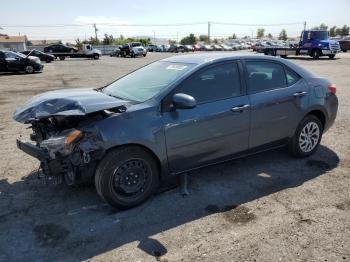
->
[44,44,78,53]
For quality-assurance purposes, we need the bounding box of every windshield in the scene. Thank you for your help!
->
[103,61,196,102]
[5,51,26,59]
[311,31,329,40]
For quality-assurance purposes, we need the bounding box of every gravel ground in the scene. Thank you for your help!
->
[0,52,349,262]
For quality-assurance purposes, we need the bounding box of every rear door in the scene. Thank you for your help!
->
[244,60,309,148]
[162,61,250,173]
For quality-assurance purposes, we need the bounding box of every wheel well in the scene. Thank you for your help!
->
[105,144,162,175]
[307,110,326,128]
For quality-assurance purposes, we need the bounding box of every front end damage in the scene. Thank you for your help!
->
[13,88,129,185]
[17,116,106,185]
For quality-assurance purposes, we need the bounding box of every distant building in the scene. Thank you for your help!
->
[0,35,27,51]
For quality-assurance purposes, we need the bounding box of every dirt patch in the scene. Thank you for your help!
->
[0,97,9,105]
[5,89,46,96]
[336,201,350,211]
[33,223,70,247]
[222,205,256,224]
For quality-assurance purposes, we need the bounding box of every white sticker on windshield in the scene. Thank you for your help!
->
[166,64,187,71]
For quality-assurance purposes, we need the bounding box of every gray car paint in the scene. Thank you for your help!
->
[14,53,338,182]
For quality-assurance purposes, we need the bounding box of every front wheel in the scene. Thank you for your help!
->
[93,54,99,60]
[328,54,335,59]
[25,65,34,74]
[311,49,321,59]
[288,115,323,158]
[95,146,159,209]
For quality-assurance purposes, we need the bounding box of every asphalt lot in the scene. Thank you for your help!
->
[0,52,349,262]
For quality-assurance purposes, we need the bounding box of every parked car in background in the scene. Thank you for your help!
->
[132,46,147,57]
[201,45,214,51]
[338,39,350,52]
[221,44,233,51]
[168,44,186,53]
[0,50,43,73]
[14,53,338,209]
[110,47,121,57]
[212,44,223,51]
[193,44,201,51]
[44,44,78,53]
[21,50,55,63]
[185,45,194,52]
[146,44,158,52]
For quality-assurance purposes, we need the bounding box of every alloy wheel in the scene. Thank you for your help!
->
[298,122,320,152]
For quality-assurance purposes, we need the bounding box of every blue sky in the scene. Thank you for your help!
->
[1,0,349,41]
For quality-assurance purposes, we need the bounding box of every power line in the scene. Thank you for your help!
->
[1,21,305,28]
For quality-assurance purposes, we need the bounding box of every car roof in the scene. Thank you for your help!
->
[162,52,275,64]
[162,53,315,78]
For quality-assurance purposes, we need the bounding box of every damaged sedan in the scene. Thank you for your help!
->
[14,54,338,209]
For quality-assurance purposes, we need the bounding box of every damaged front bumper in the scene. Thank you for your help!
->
[16,136,105,185]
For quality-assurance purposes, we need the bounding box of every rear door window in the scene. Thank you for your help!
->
[245,61,287,93]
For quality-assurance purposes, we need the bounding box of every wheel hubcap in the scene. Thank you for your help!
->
[299,122,320,152]
[26,66,34,73]
[112,159,150,196]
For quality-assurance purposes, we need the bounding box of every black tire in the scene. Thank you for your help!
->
[95,146,159,209]
[311,49,321,59]
[59,56,66,60]
[25,65,34,74]
[46,58,52,63]
[280,55,287,58]
[288,115,323,158]
[328,54,335,59]
[342,49,347,52]
[93,54,99,60]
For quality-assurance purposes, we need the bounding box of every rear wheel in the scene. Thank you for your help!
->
[328,54,335,59]
[93,54,99,60]
[59,56,66,60]
[311,49,321,59]
[95,146,159,209]
[288,115,323,158]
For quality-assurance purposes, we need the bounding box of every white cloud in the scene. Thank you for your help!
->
[75,16,127,25]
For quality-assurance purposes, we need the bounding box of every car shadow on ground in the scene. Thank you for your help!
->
[0,145,339,261]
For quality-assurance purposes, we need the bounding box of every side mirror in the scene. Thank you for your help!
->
[172,93,196,109]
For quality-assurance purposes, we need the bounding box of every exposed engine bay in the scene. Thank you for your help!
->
[13,88,130,186]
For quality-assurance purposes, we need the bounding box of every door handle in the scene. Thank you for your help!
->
[293,91,307,97]
[231,104,250,112]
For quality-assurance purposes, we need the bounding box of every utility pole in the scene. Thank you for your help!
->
[303,21,307,31]
[93,24,98,41]
[207,21,211,43]
[153,31,156,44]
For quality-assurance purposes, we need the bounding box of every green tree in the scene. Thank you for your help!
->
[329,26,337,37]
[257,28,265,39]
[103,34,114,45]
[88,36,100,45]
[180,33,197,45]
[267,33,273,39]
[341,25,350,36]
[75,38,83,49]
[278,29,287,40]
[232,33,237,39]
[312,23,328,30]
[199,35,208,42]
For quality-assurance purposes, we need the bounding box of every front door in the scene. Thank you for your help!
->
[244,60,309,148]
[162,61,250,173]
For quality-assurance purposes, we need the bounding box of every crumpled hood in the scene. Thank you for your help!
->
[13,88,128,123]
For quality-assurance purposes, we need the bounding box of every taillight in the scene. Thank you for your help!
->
[328,84,336,94]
